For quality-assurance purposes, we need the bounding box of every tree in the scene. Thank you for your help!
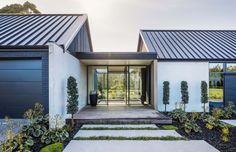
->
[0,1,41,14]
[201,81,208,113]
[67,76,79,126]
[163,81,170,112]
[181,81,189,111]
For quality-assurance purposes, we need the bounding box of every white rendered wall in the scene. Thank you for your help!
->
[157,62,209,112]
[48,43,87,122]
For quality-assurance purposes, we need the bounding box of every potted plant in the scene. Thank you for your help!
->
[90,90,98,106]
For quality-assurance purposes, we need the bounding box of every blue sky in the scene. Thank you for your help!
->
[1,0,236,52]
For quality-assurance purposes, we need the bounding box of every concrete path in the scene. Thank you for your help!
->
[221,120,236,126]
[81,124,158,129]
[75,130,182,138]
[64,140,219,152]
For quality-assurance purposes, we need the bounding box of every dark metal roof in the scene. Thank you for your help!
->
[139,30,236,60]
[76,52,157,60]
[0,14,88,49]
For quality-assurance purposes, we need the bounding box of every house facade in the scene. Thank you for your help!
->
[0,14,235,120]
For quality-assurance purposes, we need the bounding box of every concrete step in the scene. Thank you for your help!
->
[74,130,182,138]
[81,124,158,129]
[64,140,220,152]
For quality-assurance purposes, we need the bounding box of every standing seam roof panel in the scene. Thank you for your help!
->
[165,32,193,59]
[180,31,216,58]
[12,16,56,45]
[195,32,234,58]
[204,32,236,52]
[175,32,208,58]
[158,32,183,58]
[140,30,236,60]
[170,32,202,59]
[189,32,228,59]
[3,16,51,45]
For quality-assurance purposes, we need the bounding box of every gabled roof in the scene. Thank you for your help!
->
[0,14,92,50]
[138,30,236,60]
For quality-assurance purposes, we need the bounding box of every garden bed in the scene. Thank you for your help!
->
[166,115,236,152]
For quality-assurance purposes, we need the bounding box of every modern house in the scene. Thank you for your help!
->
[0,14,236,120]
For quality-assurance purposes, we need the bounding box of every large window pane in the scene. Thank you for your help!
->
[209,63,223,72]
[227,63,236,72]
[209,73,223,102]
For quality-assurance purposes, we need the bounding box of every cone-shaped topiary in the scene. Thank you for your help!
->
[201,81,208,113]
[67,76,78,126]
[181,81,189,111]
[163,81,170,112]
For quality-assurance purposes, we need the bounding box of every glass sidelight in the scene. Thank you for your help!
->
[88,66,108,105]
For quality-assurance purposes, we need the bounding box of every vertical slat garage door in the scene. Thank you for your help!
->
[224,74,236,110]
[0,59,43,118]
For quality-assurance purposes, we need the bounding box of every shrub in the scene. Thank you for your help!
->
[201,81,208,113]
[41,127,69,145]
[163,81,170,112]
[183,120,201,134]
[40,143,64,152]
[169,109,188,123]
[211,108,223,119]
[67,76,79,127]
[223,101,235,119]
[181,81,189,111]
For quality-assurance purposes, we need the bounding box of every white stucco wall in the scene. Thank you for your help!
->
[157,62,209,112]
[48,43,87,121]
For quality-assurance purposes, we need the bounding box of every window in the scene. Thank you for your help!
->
[209,63,224,102]
[227,63,236,72]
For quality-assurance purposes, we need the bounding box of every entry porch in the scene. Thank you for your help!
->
[67,105,172,124]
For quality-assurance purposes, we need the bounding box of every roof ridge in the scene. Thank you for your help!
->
[141,29,236,32]
[0,14,85,16]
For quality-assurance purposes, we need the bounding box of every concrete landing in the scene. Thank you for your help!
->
[221,120,236,126]
[74,130,182,138]
[64,140,219,152]
[67,105,172,124]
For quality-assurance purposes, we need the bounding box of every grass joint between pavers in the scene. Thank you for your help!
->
[74,136,186,141]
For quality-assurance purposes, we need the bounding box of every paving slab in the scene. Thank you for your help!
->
[221,120,236,126]
[81,124,158,129]
[64,140,219,152]
[74,130,181,138]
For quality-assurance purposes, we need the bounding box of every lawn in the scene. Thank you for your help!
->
[209,88,223,100]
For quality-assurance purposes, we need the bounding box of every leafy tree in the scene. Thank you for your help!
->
[163,81,170,112]
[181,81,189,111]
[201,81,208,113]
[0,1,41,14]
[67,76,79,126]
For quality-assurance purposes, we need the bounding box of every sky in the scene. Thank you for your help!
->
[1,0,236,52]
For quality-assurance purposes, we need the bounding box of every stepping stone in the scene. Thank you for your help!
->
[221,120,236,126]
[64,140,219,152]
[81,124,158,129]
[74,130,181,138]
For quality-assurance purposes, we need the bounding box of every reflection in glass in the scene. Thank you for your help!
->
[209,63,223,72]
[209,73,223,102]
[227,63,236,72]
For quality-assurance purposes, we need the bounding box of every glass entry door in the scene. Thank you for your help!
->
[87,65,149,105]
[108,66,127,105]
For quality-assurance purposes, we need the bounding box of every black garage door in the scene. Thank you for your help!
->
[0,59,43,118]
[224,74,236,110]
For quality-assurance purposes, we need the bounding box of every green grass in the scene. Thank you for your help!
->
[209,88,223,100]
[74,136,186,141]
[81,127,159,130]
[160,125,178,130]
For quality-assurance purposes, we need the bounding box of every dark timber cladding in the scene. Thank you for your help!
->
[0,14,90,49]
[139,30,236,60]
[76,52,157,60]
